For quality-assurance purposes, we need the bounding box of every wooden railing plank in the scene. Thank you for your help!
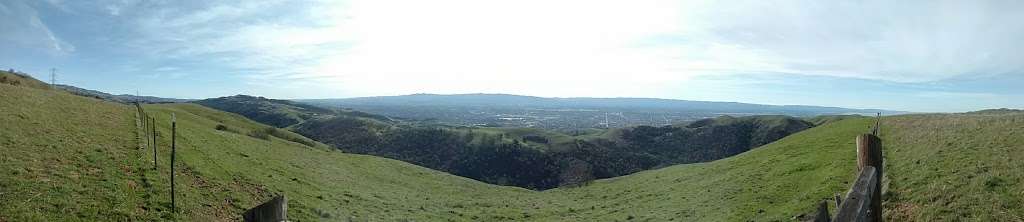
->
[243,196,288,222]
[834,167,878,222]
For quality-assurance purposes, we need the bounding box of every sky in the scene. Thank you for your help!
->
[1,0,1022,112]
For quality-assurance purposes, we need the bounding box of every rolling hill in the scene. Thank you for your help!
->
[1,69,53,89]
[56,84,194,104]
[2,73,1021,221]
[194,95,390,128]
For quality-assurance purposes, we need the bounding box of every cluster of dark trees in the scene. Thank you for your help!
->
[292,115,813,190]
[294,119,563,188]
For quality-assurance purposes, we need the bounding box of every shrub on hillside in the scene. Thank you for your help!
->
[522,135,549,144]
[247,127,317,147]
[0,76,19,86]
[248,128,271,140]
[215,124,229,131]
[266,127,317,147]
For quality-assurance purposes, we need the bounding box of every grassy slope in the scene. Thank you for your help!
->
[0,84,540,221]
[537,117,874,221]
[0,83,881,221]
[883,113,1024,221]
[0,82,148,220]
[805,115,864,126]
[140,103,559,221]
[1,70,52,89]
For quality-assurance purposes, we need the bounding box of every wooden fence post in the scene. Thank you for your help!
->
[152,117,157,170]
[871,113,881,136]
[145,113,150,150]
[170,113,177,213]
[856,134,882,222]
[814,200,831,222]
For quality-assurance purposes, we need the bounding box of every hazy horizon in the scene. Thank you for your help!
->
[3,0,1024,112]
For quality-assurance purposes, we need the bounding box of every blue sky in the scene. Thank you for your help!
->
[2,0,1022,112]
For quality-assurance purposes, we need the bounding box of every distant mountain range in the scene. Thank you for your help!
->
[300,93,900,115]
[56,84,193,103]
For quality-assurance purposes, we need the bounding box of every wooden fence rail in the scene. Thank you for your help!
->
[243,196,288,222]
[833,166,879,221]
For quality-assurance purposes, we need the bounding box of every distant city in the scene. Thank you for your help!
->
[300,94,892,132]
[334,105,729,131]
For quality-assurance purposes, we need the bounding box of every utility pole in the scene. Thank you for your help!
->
[50,68,56,89]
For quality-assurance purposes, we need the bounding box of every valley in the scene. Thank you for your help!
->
[199,95,817,189]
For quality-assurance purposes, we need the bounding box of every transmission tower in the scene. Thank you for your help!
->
[50,68,56,89]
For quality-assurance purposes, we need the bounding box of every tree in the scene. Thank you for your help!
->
[558,158,595,187]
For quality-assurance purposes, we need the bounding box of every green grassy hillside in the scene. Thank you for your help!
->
[541,117,874,221]
[1,77,146,220]
[804,114,865,126]
[0,83,537,221]
[193,95,390,128]
[1,70,52,89]
[4,77,1022,221]
[883,113,1024,220]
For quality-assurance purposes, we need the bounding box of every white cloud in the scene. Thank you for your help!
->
[681,0,1024,82]
[0,1,75,56]
[276,0,696,97]
[115,0,1024,98]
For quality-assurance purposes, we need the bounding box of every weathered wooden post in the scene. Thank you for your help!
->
[170,113,177,213]
[144,112,149,149]
[243,196,288,222]
[855,134,882,222]
[871,113,881,136]
[152,116,158,170]
[814,200,831,222]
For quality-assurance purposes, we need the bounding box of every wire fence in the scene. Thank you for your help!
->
[133,103,178,214]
